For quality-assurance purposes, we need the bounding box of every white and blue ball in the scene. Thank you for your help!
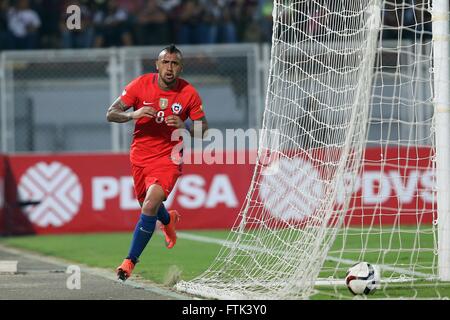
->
[345,262,380,295]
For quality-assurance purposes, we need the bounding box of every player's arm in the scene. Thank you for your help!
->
[190,116,208,139]
[106,97,133,123]
[106,97,156,123]
[166,115,208,138]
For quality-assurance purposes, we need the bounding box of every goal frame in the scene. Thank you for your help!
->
[433,0,450,281]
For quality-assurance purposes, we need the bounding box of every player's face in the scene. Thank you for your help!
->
[156,52,183,87]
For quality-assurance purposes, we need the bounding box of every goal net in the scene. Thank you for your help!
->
[176,0,450,299]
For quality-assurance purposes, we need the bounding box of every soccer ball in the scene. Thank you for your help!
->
[345,262,380,295]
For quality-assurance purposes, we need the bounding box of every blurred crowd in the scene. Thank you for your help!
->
[0,0,274,50]
[0,0,432,51]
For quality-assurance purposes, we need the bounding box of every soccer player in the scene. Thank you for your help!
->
[106,44,208,281]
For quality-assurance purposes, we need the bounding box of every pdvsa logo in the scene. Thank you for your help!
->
[259,157,324,221]
[18,162,82,227]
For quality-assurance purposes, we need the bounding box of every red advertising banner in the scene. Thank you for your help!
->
[0,155,5,234]
[342,146,435,225]
[2,147,436,235]
[5,152,253,234]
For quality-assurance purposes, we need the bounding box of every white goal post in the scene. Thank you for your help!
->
[433,0,450,282]
[176,0,450,299]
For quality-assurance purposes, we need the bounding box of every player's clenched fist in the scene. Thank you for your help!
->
[165,115,185,129]
[131,106,157,119]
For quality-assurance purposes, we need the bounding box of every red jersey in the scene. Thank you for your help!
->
[120,73,205,167]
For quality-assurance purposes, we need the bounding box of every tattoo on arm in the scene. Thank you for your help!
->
[106,98,133,123]
[190,116,209,138]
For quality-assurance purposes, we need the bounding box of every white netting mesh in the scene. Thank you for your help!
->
[176,0,450,299]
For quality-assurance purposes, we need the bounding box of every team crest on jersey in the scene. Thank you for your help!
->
[171,103,183,115]
[159,98,168,110]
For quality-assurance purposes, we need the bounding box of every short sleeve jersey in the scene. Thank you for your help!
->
[120,73,205,167]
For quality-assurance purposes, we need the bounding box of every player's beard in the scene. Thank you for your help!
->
[160,74,177,89]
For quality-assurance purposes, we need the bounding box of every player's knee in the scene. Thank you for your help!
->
[142,199,160,215]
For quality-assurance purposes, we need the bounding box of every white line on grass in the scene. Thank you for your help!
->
[177,231,436,281]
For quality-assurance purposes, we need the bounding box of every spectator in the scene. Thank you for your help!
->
[7,0,41,49]
[259,0,273,42]
[34,0,62,49]
[0,0,9,50]
[60,0,95,48]
[117,0,145,16]
[175,0,202,44]
[195,0,237,44]
[159,0,181,43]
[232,0,261,43]
[382,1,401,39]
[135,0,169,45]
[198,0,221,44]
[93,0,133,47]
[402,0,417,40]
[411,0,432,41]
[219,1,237,43]
[158,0,180,13]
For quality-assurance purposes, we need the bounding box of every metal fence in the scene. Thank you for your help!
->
[0,41,433,153]
[0,44,269,153]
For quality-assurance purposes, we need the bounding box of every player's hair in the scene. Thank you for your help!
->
[158,44,183,60]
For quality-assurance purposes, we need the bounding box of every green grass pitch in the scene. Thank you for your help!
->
[1,229,450,299]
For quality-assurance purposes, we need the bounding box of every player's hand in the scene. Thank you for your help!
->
[131,107,156,119]
[165,115,185,129]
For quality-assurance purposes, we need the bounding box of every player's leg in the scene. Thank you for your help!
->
[136,200,169,224]
[117,184,165,281]
[135,189,176,246]
[155,166,181,249]
[117,163,165,281]
[157,203,170,224]
[139,194,180,248]
[128,183,165,256]
[159,207,180,249]
[137,200,179,248]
